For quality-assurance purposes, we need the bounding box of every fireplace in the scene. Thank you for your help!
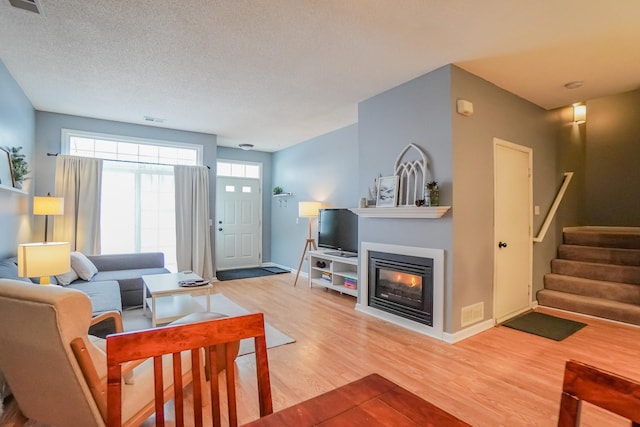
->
[368,251,433,326]
[357,242,444,340]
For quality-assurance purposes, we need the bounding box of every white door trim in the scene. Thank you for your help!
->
[493,138,533,324]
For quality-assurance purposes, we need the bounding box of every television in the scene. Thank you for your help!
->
[317,208,358,256]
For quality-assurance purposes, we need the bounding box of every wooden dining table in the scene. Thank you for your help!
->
[242,373,471,426]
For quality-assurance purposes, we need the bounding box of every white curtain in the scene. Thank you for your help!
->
[174,165,213,279]
[53,155,103,254]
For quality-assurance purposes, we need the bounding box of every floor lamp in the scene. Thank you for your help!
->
[33,193,64,242]
[294,201,321,286]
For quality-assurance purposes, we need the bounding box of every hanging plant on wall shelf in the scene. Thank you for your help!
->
[273,186,283,195]
[7,146,30,188]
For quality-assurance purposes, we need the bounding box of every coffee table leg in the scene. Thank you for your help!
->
[151,296,157,327]
[206,288,211,312]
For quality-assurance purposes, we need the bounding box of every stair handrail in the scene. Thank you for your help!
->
[533,172,573,243]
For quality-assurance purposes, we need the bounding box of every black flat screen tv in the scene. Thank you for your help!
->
[317,208,358,256]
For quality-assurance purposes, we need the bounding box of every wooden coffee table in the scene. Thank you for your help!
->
[142,272,213,327]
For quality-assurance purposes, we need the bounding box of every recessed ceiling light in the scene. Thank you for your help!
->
[564,81,584,90]
[239,144,254,151]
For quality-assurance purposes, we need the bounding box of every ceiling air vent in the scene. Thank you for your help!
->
[9,0,41,14]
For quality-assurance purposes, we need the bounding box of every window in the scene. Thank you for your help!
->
[216,160,261,179]
[62,129,202,272]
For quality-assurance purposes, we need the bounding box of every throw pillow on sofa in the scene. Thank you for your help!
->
[70,252,98,281]
[55,268,79,286]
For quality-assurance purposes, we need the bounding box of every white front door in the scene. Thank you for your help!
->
[493,138,533,323]
[215,177,261,271]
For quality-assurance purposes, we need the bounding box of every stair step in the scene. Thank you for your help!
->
[544,274,640,305]
[558,245,640,266]
[563,227,640,249]
[537,289,640,326]
[551,259,640,285]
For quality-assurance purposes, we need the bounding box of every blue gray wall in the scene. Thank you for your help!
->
[216,146,273,262]
[0,59,35,258]
[271,124,358,269]
[357,65,455,325]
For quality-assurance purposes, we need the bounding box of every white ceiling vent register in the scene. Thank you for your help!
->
[9,0,42,14]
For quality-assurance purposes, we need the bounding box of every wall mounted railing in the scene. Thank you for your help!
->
[533,172,573,243]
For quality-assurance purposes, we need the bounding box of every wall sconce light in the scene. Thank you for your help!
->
[573,104,586,124]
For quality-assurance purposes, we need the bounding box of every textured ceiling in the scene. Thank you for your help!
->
[0,1,639,152]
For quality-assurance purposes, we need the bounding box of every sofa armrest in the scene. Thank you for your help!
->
[87,252,165,272]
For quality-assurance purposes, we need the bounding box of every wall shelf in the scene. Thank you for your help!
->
[0,184,27,195]
[272,192,293,197]
[350,206,450,219]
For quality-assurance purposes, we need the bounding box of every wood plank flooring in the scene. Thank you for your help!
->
[2,273,639,426]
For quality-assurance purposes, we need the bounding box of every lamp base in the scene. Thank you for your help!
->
[39,276,52,285]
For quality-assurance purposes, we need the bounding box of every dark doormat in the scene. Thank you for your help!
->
[502,311,587,341]
[216,267,290,281]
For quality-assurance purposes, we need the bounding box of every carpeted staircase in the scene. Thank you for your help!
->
[537,227,640,326]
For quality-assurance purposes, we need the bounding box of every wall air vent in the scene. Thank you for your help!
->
[9,0,42,14]
[144,116,165,123]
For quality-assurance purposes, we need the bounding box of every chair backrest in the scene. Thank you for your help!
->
[0,279,105,426]
[558,359,640,426]
[106,312,273,427]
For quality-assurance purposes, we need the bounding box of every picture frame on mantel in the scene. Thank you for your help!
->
[0,148,14,188]
[376,175,398,208]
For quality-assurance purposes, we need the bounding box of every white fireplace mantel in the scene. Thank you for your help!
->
[350,206,450,219]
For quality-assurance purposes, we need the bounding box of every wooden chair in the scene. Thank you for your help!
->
[106,312,273,427]
[558,359,640,426]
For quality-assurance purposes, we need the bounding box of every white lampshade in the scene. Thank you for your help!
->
[17,242,71,285]
[33,196,64,215]
[298,201,321,217]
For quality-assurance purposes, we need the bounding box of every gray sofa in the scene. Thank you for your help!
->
[82,252,169,307]
[0,252,169,314]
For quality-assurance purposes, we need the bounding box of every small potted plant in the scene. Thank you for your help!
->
[8,146,30,189]
[425,181,439,206]
[273,186,283,195]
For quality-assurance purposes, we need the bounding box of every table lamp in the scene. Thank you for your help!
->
[34,193,64,242]
[294,201,321,287]
[17,242,71,285]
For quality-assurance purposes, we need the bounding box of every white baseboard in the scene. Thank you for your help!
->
[443,318,495,344]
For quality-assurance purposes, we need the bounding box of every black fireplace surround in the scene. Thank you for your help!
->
[368,251,433,326]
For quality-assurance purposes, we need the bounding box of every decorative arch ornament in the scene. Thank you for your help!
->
[394,143,429,207]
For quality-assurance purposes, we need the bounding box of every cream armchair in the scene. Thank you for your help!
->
[0,278,193,426]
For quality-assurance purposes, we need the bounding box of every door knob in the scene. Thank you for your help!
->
[498,241,508,248]
[218,228,223,231]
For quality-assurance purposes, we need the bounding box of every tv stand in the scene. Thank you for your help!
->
[325,251,357,258]
[308,250,358,297]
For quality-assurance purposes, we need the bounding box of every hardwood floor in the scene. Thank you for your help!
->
[2,273,639,426]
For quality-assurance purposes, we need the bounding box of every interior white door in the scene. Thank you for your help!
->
[215,177,261,270]
[493,138,533,323]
